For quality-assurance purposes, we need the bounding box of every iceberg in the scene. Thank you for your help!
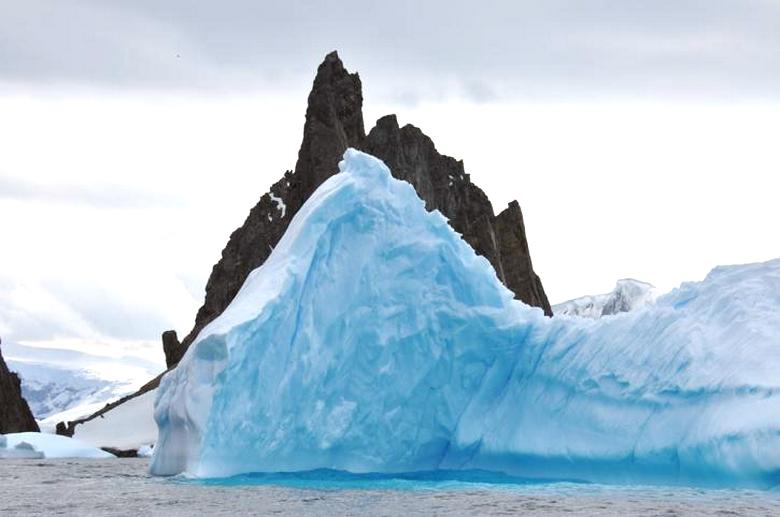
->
[1,432,114,459]
[151,149,780,488]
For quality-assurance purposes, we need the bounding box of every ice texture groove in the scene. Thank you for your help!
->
[151,149,780,488]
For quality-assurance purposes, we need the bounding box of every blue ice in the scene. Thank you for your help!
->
[151,149,780,489]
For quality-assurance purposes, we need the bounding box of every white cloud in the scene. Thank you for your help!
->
[0,91,302,349]
[376,100,780,299]
[1,90,778,355]
[0,175,185,208]
[2,6,780,351]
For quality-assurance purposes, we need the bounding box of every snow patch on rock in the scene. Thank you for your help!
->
[269,193,287,218]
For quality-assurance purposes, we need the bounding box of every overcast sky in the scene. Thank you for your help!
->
[1,0,779,359]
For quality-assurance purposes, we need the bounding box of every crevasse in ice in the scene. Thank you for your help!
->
[151,149,780,488]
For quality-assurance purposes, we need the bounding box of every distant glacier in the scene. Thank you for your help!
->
[4,341,163,429]
[151,149,780,489]
[553,279,657,318]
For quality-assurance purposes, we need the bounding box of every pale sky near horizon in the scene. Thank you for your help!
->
[1,0,779,356]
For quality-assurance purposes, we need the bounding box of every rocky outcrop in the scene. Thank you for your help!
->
[0,343,39,433]
[161,330,182,369]
[177,51,365,357]
[169,50,551,366]
[62,51,552,434]
[362,116,552,315]
[494,201,552,314]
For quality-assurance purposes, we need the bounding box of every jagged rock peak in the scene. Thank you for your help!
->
[66,50,554,438]
[0,342,39,433]
[495,201,552,315]
[171,50,551,365]
[295,50,365,187]
[178,51,365,356]
[362,115,552,315]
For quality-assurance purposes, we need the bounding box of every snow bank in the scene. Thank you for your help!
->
[151,149,780,488]
[74,389,158,451]
[1,432,114,459]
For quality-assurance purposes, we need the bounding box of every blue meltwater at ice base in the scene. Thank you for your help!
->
[150,149,780,489]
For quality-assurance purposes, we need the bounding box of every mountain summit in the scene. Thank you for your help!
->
[168,51,551,366]
[58,50,552,442]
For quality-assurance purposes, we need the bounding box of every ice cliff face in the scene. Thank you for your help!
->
[151,150,780,488]
[554,279,656,319]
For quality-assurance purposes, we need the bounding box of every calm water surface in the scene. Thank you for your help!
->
[1,459,779,516]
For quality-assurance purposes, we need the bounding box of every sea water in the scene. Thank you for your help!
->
[2,459,779,516]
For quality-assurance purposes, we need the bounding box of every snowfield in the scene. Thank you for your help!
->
[74,389,158,452]
[151,149,780,488]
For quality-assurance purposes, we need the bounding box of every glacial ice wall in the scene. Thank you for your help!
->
[151,149,780,488]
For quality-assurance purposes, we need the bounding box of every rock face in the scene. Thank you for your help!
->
[169,50,551,366]
[178,51,366,355]
[161,330,182,369]
[59,51,552,438]
[494,201,551,313]
[362,116,552,316]
[0,344,39,433]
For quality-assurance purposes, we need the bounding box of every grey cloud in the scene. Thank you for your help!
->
[1,0,780,100]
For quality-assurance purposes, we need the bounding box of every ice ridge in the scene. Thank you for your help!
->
[151,149,780,489]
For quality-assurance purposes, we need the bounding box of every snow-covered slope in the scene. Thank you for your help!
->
[73,389,158,451]
[553,279,656,318]
[151,149,780,488]
[3,341,164,429]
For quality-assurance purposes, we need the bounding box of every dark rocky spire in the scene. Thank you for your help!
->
[61,52,554,443]
[169,51,551,367]
[171,51,366,364]
[495,201,552,314]
[293,50,366,189]
[361,115,552,315]
[0,342,39,433]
